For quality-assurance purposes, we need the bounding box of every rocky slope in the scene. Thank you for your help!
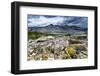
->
[27,36,88,61]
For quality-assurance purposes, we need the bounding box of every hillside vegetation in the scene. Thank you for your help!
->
[28,31,88,61]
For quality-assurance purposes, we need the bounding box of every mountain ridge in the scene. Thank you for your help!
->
[28,24,87,34]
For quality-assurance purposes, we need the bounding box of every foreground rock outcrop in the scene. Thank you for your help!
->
[27,36,88,61]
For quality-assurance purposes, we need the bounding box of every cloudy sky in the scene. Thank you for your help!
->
[27,15,88,28]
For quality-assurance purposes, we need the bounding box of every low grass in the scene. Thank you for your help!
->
[28,32,48,40]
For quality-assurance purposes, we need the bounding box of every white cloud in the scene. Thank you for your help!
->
[28,15,88,28]
[28,16,65,27]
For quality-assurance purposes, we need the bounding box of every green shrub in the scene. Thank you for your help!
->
[65,46,77,59]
